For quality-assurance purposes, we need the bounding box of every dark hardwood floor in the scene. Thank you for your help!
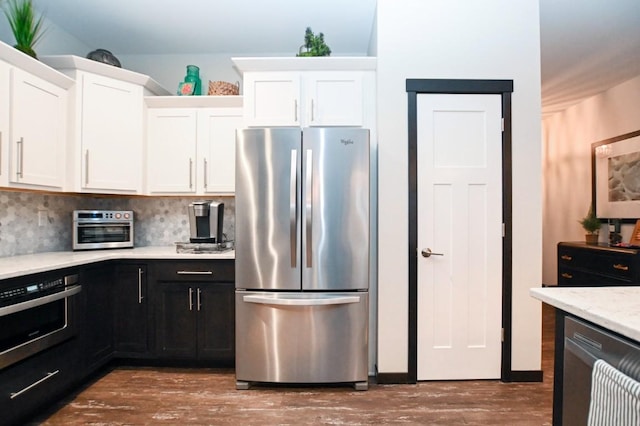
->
[32,304,555,425]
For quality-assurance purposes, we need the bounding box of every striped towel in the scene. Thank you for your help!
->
[587,359,640,426]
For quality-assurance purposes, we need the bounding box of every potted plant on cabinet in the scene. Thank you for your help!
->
[579,204,601,244]
[2,0,46,59]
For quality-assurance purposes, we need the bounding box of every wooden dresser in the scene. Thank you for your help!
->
[557,242,640,286]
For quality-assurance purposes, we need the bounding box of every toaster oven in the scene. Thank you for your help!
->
[73,210,134,250]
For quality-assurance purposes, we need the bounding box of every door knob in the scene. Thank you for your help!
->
[421,248,444,258]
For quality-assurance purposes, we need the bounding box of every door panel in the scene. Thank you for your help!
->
[235,128,301,290]
[417,94,502,380]
[302,128,370,291]
[235,291,368,383]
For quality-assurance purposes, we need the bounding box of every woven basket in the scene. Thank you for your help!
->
[208,80,239,96]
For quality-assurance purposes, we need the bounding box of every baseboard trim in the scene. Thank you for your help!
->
[506,370,544,382]
[375,372,410,384]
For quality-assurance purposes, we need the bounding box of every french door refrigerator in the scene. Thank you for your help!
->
[235,127,369,390]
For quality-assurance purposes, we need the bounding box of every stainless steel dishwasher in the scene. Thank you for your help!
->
[563,316,640,425]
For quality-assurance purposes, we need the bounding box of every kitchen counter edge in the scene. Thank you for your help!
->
[0,247,235,280]
[530,286,640,342]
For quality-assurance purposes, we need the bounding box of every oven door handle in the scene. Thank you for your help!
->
[0,285,82,317]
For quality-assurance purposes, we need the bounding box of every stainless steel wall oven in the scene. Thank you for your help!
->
[73,210,134,250]
[0,270,81,370]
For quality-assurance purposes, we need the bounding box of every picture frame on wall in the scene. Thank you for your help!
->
[591,129,640,221]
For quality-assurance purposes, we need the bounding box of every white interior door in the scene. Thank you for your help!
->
[417,93,503,380]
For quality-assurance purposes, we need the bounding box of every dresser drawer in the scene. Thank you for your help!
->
[557,242,640,286]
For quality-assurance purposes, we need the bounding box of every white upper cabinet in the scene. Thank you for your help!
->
[0,43,73,192]
[9,67,68,190]
[77,72,144,193]
[39,55,169,194]
[243,71,363,127]
[145,96,243,195]
[0,60,9,187]
[233,57,376,128]
[147,108,198,194]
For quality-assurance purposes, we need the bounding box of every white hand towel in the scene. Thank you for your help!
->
[587,359,640,426]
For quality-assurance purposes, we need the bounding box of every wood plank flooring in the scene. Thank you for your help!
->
[31,304,555,425]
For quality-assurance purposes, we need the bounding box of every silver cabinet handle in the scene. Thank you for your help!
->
[188,287,193,311]
[85,149,90,185]
[138,268,144,304]
[305,149,313,268]
[197,288,202,311]
[311,99,315,122]
[10,370,60,399]
[290,149,298,268]
[243,295,360,306]
[203,158,208,189]
[177,270,213,275]
[16,137,24,178]
[294,99,298,122]
[189,158,193,189]
[421,248,444,258]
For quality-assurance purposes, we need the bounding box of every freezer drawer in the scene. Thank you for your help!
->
[235,291,368,388]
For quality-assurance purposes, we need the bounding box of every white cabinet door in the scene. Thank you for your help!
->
[198,108,243,194]
[147,108,198,194]
[243,72,300,127]
[243,71,364,127]
[305,72,363,126]
[9,67,66,189]
[80,73,143,192]
[0,61,9,187]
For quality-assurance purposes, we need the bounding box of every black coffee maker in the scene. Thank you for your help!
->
[188,201,224,243]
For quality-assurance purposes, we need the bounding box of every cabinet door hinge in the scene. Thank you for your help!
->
[501,328,505,342]
[501,118,505,132]
[502,223,506,238]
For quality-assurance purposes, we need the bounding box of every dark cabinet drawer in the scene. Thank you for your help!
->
[152,259,235,282]
[0,339,79,425]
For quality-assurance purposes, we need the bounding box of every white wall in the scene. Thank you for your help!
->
[542,75,640,285]
[376,0,542,374]
[0,15,90,57]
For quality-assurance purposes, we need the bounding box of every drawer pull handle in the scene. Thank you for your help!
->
[613,264,629,271]
[561,255,572,261]
[177,271,213,275]
[561,273,573,279]
[10,370,60,399]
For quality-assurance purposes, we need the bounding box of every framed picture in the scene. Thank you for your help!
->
[592,130,640,220]
[630,220,640,246]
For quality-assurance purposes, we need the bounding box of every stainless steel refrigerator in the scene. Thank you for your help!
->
[235,127,369,390]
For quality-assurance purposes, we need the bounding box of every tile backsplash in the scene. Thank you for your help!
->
[0,190,235,258]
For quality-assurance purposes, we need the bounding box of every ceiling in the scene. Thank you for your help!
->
[33,0,640,116]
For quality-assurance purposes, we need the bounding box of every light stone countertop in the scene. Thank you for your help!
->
[0,247,234,281]
[530,286,640,342]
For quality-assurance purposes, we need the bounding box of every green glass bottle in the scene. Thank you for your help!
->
[184,65,202,95]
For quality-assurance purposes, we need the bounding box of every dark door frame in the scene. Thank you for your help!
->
[406,79,526,383]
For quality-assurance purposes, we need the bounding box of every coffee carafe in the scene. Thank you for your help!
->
[188,201,224,243]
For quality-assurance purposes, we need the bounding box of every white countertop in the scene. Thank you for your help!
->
[0,247,234,280]
[530,287,640,342]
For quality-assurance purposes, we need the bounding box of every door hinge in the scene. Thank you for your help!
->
[501,328,505,342]
[502,223,505,237]
[501,118,504,132]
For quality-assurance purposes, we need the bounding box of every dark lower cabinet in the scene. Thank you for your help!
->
[0,338,79,426]
[0,257,234,424]
[114,263,149,356]
[152,260,235,363]
[557,242,640,286]
[80,264,115,373]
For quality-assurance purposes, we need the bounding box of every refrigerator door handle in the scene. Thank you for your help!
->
[290,149,297,268]
[243,295,360,306]
[305,149,313,268]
